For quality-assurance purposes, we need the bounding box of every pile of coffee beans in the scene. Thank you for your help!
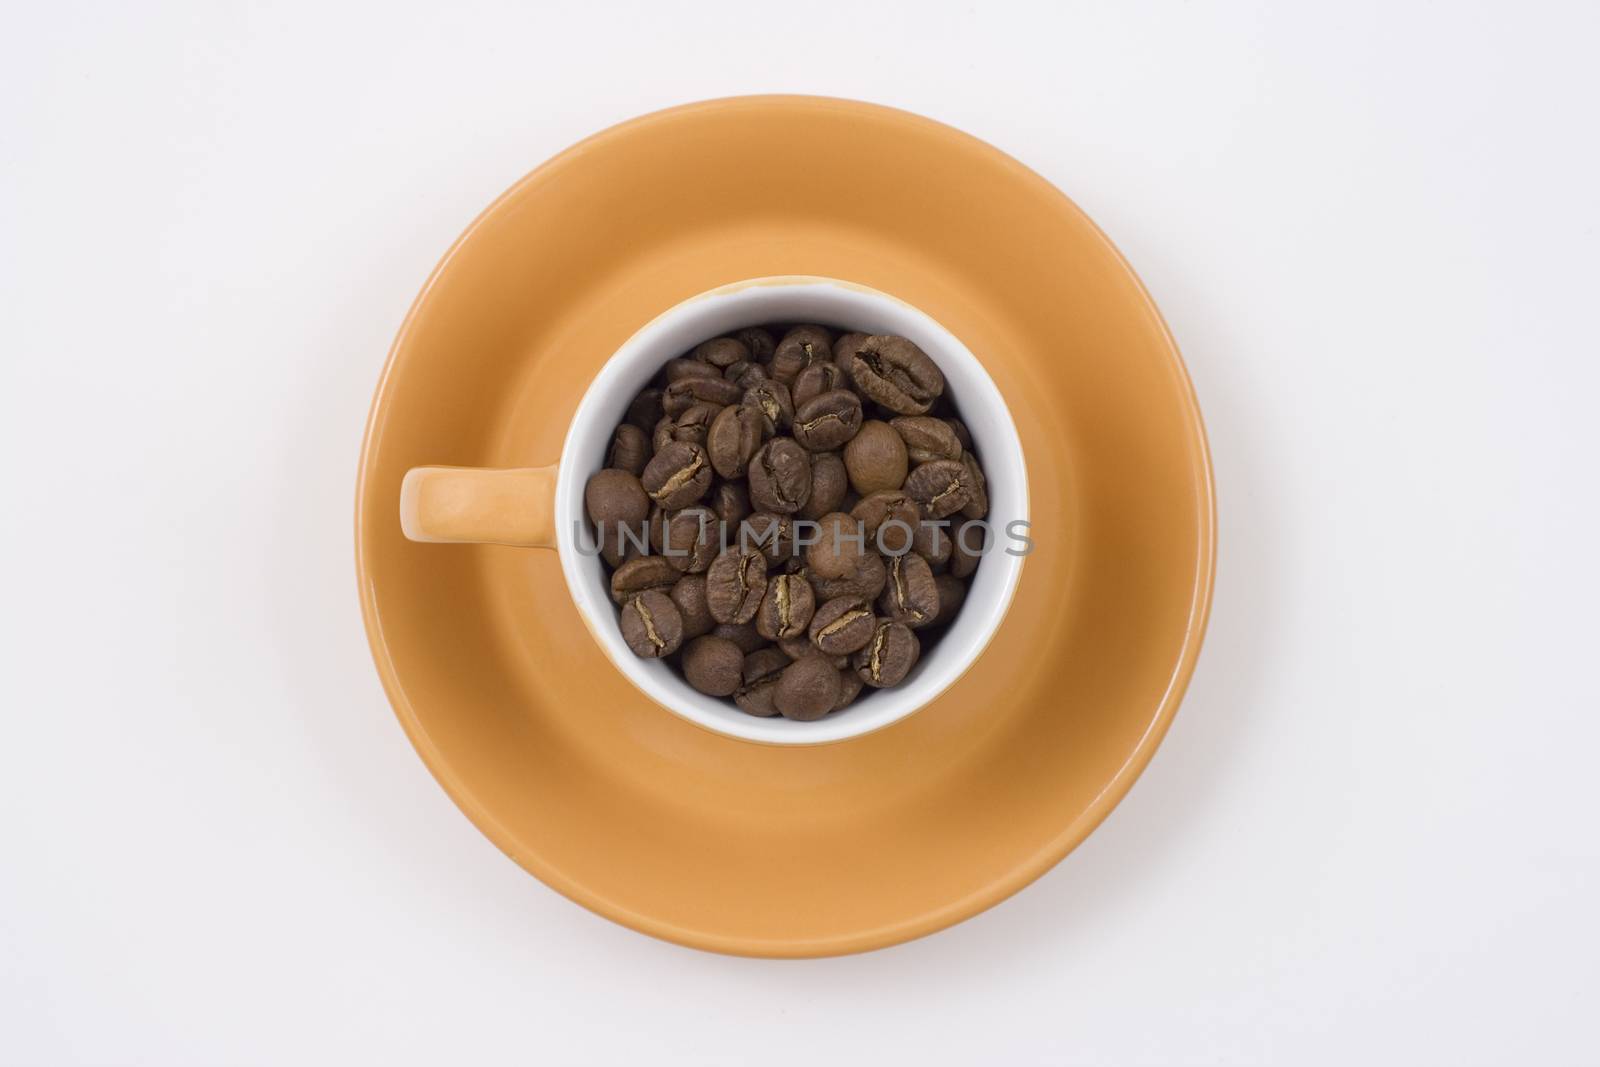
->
[584,325,990,721]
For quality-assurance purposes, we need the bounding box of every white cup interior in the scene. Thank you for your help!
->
[555,277,1028,745]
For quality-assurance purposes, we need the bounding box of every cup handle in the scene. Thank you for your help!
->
[399,465,559,549]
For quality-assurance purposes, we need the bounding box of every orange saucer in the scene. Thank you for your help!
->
[356,96,1215,957]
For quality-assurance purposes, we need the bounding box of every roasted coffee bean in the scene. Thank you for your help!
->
[585,468,650,528]
[771,325,833,383]
[665,357,721,383]
[843,420,908,495]
[960,451,989,519]
[641,441,712,509]
[713,621,768,654]
[832,669,864,712]
[793,389,863,451]
[854,620,919,687]
[625,388,664,432]
[605,424,651,476]
[891,416,962,464]
[755,573,816,640]
[734,648,789,717]
[693,336,750,368]
[850,335,944,415]
[852,490,920,555]
[832,331,867,380]
[663,376,743,416]
[663,506,719,573]
[620,591,683,659]
[806,511,867,581]
[748,438,812,514]
[809,597,877,655]
[904,459,971,519]
[710,482,750,527]
[740,511,797,563]
[671,575,716,639]
[775,656,842,721]
[911,518,953,568]
[610,556,678,604]
[800,451,848,520]
[779,634,847,668]
[707,402,769,479]
[682,635,745,696]
[705,548,768,624]
[880,552,938,628]
[810,551,888,602]
[742,378,793,431]
[931,575,968,624]
[792,361,845,407]
[945,417,973,452]
[735,326,777,364]
[586,468,651,565]
[595,326,988,718]
[949,519,986,578]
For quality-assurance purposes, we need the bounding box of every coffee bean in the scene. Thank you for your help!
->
[792,361,845,407]
[779,634,847,668]
[748,438,812,514]
[793,389,863,451]
[707,402,769,479]
[605,424,651,476]
[671,575,716,638]
[625,388,664,432]
[610,556,678,604]
[843,420,908,495]
[663,506,719,573]
[585,468,650,528]
[641,441,712,509]
[705,548,768,624]
[663,376,743,416]
[620,591,683,659]
[710,482,750,527]
[810,551,887,602]
[775,656,842,721]
[850,335,944,415]
[713,621,769,654]
[854,620,919,687]
[832,669,864,712]
[596,326,987,719]
[740,511,798,563]
[734,648,789,717]
[755,572,816,640]
[742,378,793,431]
[693,336,750,368]
[832,331,867,382]
[771,325,833,383]
[852,490,920,555]
[949,520,986,578]
[682,635,744,696]
[799,451,848,520]
[735,327,776,363]
[890,416,962,464]
[903,459,971,519]
[665,357,721,383]
[806,511,867,580]
[879,552,938,629]
[931,575,968,624]
[911,518,953,568]
[809,597,877,655]
[960,451,989,519]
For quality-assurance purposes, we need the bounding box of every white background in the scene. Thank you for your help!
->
[4,1,1597,1063]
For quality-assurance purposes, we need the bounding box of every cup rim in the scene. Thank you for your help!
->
[554,275,1028,745]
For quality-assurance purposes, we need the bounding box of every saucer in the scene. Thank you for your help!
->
[356,96,1215,957]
